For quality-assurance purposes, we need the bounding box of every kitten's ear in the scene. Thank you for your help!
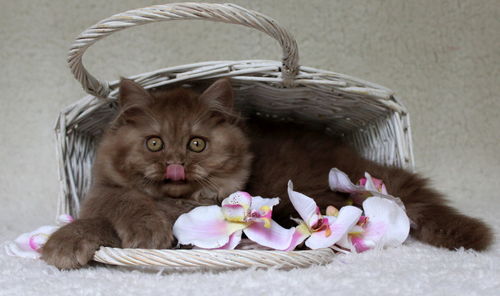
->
[118,78,154,108]
[115,79,154,125]
[199,78,234,111]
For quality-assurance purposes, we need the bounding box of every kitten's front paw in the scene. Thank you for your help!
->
[41,220,116,269]
[116,214,174,249]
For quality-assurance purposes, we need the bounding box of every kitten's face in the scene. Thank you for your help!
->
[95,79,252,201]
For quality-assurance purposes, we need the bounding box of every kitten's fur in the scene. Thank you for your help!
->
[42,79,492,269]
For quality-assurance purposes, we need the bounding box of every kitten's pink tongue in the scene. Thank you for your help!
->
[165,164,185,181]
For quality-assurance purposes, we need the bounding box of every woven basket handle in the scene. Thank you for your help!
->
[68,2,299,98]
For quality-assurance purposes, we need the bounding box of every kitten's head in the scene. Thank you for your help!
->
[94,78,252,202]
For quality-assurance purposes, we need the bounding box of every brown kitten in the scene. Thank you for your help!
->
[42,78,252,269]
[245,121,493,251]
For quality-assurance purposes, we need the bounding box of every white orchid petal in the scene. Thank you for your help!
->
[380,184,388,195]
[305,230,334,249]
[283,223,311,251]
[214,230,243,250]
[243,220,295,250]
[307,213,321,229]
[364,173,378,192]
[5,242,40,259]
[173,206,246,248]
[221,204,247,222]
[328,206,363,240]
[328,168,362,193]
[250,196,280,211]
[287,181,318,223]
[56,214,74,225]
[336,234,355,252]
[362,196,410,248]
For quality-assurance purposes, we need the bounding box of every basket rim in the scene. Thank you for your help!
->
[93,246,337,269]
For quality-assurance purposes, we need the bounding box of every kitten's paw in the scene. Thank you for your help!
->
[415,214,493,251]
[41,219,120,269]
[116,214,174,249]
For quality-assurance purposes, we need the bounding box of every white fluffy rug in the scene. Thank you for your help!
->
[1,199,498,296]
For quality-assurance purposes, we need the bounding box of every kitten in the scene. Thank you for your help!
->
[42,79,253,269]
[42,78,492,269]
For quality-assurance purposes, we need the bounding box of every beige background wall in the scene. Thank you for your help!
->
[1,0,499,232]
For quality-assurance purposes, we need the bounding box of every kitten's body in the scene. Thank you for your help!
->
[246,121,492,250]
[42,79,492,269]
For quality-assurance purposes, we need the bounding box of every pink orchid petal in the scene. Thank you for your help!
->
[56,214,74,225]
[222,191,252,210]
[351,235,374,253]
[331,169,405,209]
[287,181,317,223]
[173,205,246,249]
[16,226,58,252]
[243,220,295,250]
[328,168,362,193]
[6,225,59,259]
[362,196,410,248]
[305,206,362,249]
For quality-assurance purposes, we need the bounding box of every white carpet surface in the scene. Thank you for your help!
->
[1,0,499,295]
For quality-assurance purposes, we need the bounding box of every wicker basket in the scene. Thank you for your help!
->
[55,2,414,269]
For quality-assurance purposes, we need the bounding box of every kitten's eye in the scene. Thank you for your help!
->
[146,136,164,152]
[188,137,206,153]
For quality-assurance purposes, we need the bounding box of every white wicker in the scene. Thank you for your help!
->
[93,247,335,269]
[55,2,415,269]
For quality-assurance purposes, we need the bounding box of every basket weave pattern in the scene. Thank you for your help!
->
[55,2,414,269]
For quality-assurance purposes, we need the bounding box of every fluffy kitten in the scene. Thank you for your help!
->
[42,78,492,269]
[42,79,252,269]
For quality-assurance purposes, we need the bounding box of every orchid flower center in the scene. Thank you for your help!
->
[247,205,272,228]
[308,207,332,237]
[348,216,369,236]
[221,193,273,229]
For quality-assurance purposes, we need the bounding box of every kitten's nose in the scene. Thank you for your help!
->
[165,164,185,181]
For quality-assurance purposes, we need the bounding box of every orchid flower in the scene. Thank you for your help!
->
[286,181,362,250]
[5,214,74,259]
[336,196,410,252]
[328,168,405,209]
[328,168,410,252]
[173,192,296,250]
